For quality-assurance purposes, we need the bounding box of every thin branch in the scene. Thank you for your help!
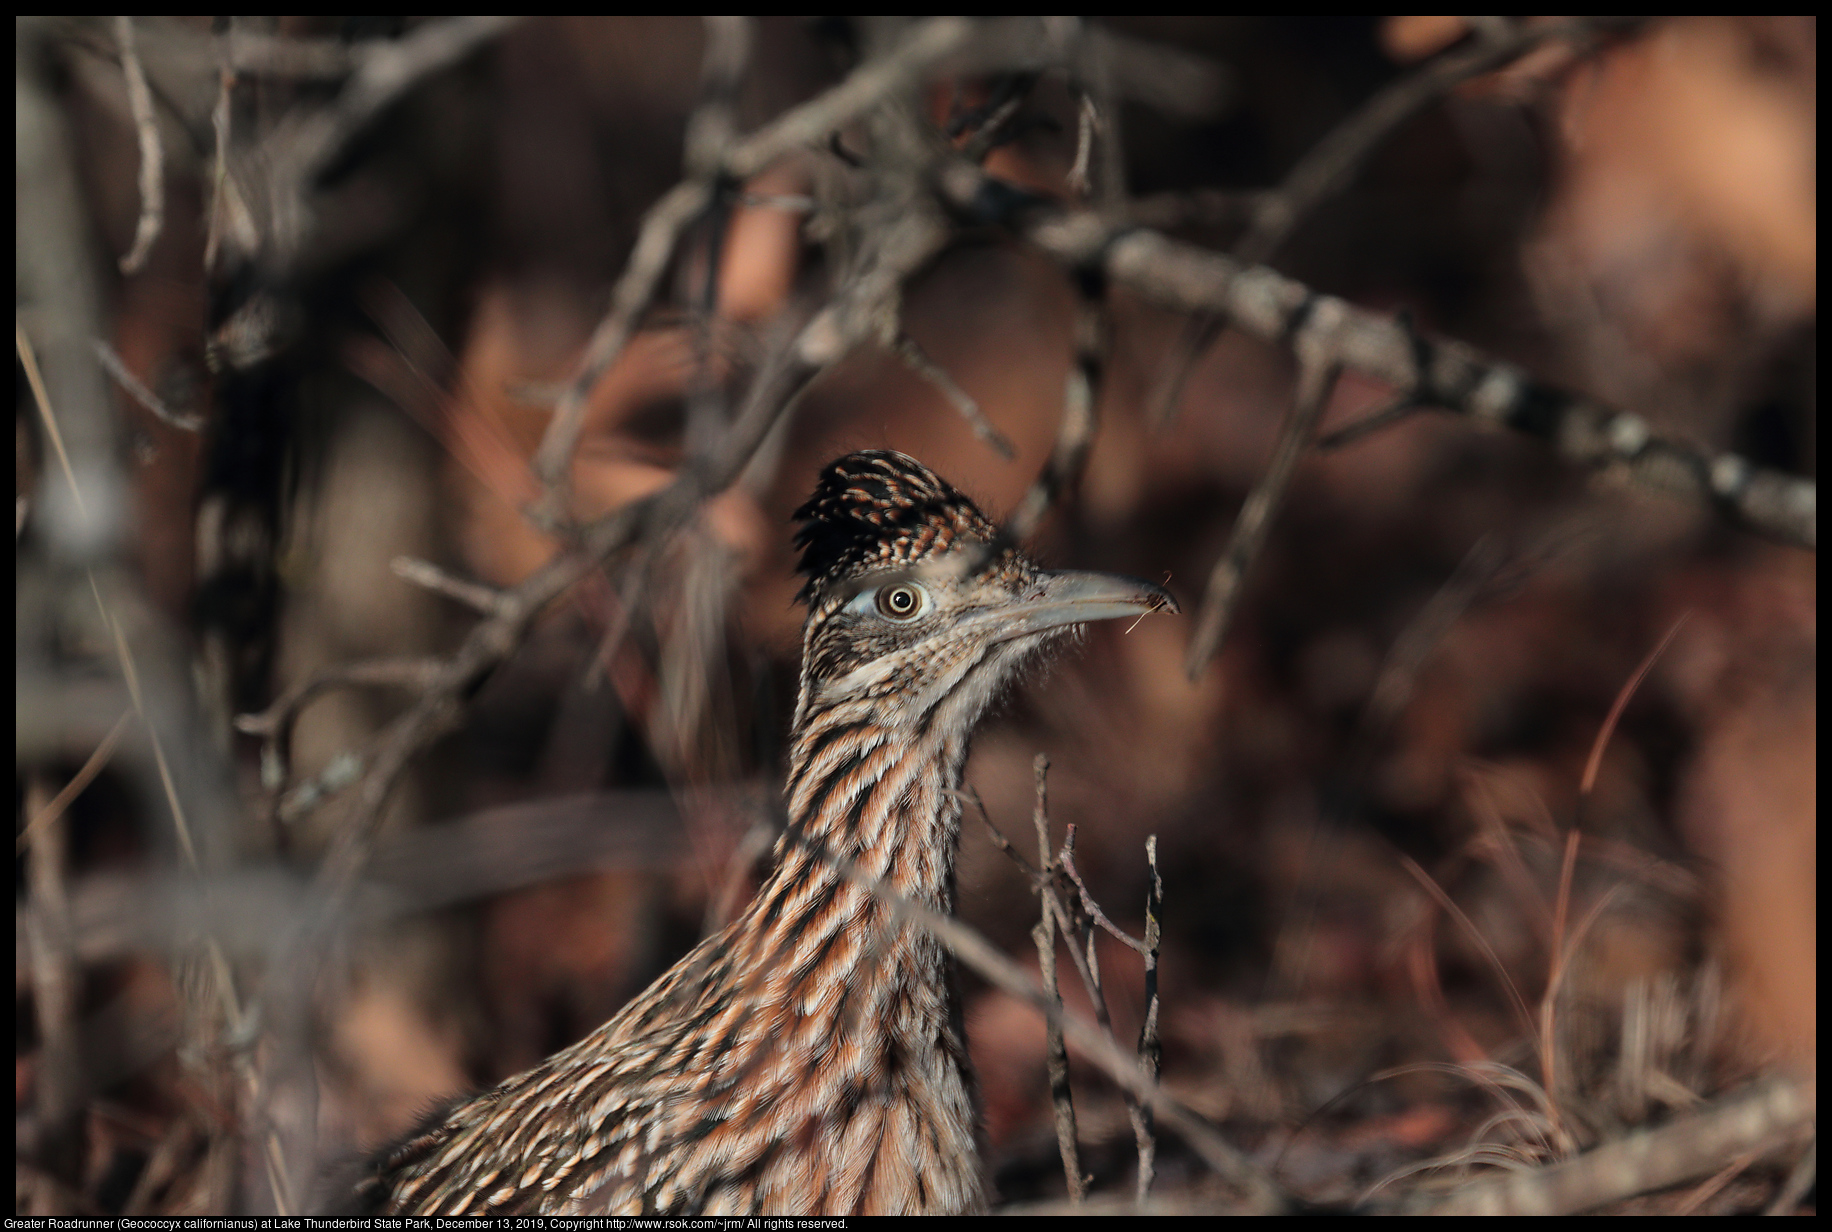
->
[232,656,442,829]
[24,777,84,1186]
[965,784,1037,877]
[1060,827,1152,958]
[779,813,1288,1212]
[956,74,1036,164]
[1056,824,1152,1208]
[1136,835,1164,1202]
[892,331,1016,459]
[17,323,86,522]
[1066,89,1097,198]
[115,16,166,275]
[684,16,754,177]
[1315,391,1425,451]
[1147,17,1645,423]
[532,17,988,495]
[234,656,443,741]
[1183,336,1343,678]
[1764,1137,1816,1216]
[94,339,204,431]
[17,710,133,855]
[389,556,506,615]
[1007,275,1108,540]
[994,783,1167,1205]
[92,576,200,870]
[1359,532,1510,740]
[1029,204,1817,551]
[279,17,522,192]
[203,39,238,273]
[1013,189,1822,611]
[1031,755,1087,1204]
[1408,1077,1815,1215]
[1244,18,1644,264]
[528,178,714,495]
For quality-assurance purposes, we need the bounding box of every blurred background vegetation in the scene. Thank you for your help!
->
[17,16,1814,1215]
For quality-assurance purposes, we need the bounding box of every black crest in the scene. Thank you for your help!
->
[793,451,1002,601]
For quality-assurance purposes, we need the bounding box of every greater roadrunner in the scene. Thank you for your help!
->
[355,450,1175,1215]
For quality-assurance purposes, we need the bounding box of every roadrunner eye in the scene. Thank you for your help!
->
[875,582,927,621]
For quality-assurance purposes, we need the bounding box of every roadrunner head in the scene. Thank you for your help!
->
[791,450,1176,736]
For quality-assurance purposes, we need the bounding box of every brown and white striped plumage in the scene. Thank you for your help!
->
[355,450,1172,1215]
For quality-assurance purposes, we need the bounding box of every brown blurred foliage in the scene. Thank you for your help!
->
[18,16,1813,1215]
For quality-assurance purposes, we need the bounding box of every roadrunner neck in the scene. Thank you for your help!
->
[356,450,1174,1216]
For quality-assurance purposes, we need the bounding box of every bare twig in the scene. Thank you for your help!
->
[1243,18,1642,265]
[1361,534,1509,739]
[780,814,1288,1212]
[202,39,239,273]
[1060,828,1152,959]
[115,16,165,274]
[234,656,442,743]
[995,783,1168,1205]
[965,784,1037,877]
[532,17,987,495]
[1764,1137,1816,1216]
[1066,89,1097,198]
[94,339,204,432]
[1136,835,1164,1202]
[892,331,1016,458]
[906,159,1830,550]
[1057,825,1153,1207]
[951,67,1041,164]
[1075,24,1129,210]
[1408,1077,1815,1215]
[389,556,506,615]
[92,577,200,869]
[1031,755,1087,1203]
[24,777,84,1187]
[685,16,754,177]
[1148,16,1645,422]
[1314,391,1427,450]
[1673,1150,1763,1215]
[1007,275,1108,540]
[1183,326,1344,678]
[17,710,133,855]
[275,17,523,195]
[18,323,86,523]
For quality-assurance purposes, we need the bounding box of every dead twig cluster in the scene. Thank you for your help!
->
[970,759,1176,1206]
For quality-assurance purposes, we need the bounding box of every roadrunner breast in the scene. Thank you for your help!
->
[355,449,1175,1215]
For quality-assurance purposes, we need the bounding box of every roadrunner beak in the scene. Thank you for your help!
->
[994,571,1180,641]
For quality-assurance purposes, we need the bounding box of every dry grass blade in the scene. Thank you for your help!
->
[1581,611,1691,796]
[1399,854,1539,1045]
[18,710,133,854]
